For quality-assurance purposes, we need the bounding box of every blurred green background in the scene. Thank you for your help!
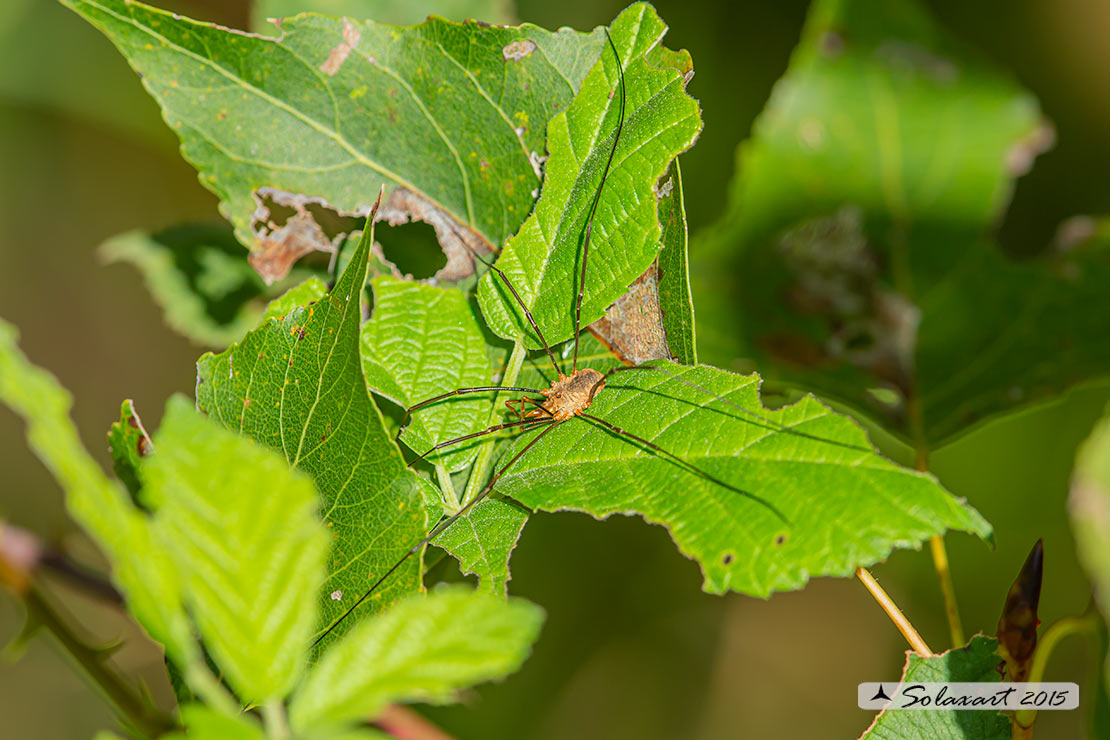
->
[1,0,1108,738]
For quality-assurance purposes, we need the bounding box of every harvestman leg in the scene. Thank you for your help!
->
[591,364,871,454]
[314,421,559,646]
[403,386,543,425]
[578,412,788,524]
[572,31,626,375]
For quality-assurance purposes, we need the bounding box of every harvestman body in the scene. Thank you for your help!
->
[314,30,865,645]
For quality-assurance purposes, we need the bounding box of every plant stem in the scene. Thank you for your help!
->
[462,340,527,505]
[434,463,459,512]
[1013,610,1100,730]
[262,700,291,740]
[377,704,459,740]
[856,567,933,657]
[909,396,965,648]
[21,582,177,737]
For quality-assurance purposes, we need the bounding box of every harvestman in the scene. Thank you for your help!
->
[315,32,869,644]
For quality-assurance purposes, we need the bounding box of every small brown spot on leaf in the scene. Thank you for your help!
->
[722,553,734,566]
[502,39,536,62]
[319,18,360,76]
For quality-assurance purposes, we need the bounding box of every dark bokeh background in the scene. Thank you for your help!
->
[1,0,1107,737]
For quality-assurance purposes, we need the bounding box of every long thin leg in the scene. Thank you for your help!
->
[595,363,871,454]
[573,30,626,374]
[313,421,560,646]
[403,386,543,425]
[578,412,788,524]
[439,218,564,378]
[408,417,547,466]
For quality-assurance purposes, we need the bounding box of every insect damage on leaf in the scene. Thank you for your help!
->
[377,188,493,283]
[249,188,369,283]
[319,18,360,76]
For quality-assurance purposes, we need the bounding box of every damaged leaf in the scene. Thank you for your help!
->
[107,398,154,504]
[477,3,702,349]
[65,0,608,280]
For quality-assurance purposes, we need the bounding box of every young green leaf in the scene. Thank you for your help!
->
[0,320,196,667]
[196,221,433,645]
[100,225,268,346]
[433,496,529,594]
[162,704,265,740]
[260,276,329,324]
[106,398,153,504]
[288,585,543,731]
[477,3,702,348]
[142,396,330,704]
[496,362,990,597]
[860,636,1008,739]
[361,277,492,474]
[63,0,605,264]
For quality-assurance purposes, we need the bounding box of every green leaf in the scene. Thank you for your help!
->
[63,0,605,265]
[261,276,330,324]
[655,158,695,365]
[433,496,529,594]
[196,222,432,645]
[1070,407,1110,696]
[99,225,268,346]
[288,585,543,731]
[0,320,196,666]
[253,0,516,31]
[361,276,491,473]
[860,635,1008,739]
[497,362,990,597]
[106,398,153,504]
[691,0,1100,446]
[163,704,265,740]
[477,3,703,348]
[142,396,330,703]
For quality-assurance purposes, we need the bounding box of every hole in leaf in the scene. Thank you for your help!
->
[378,220,447,279]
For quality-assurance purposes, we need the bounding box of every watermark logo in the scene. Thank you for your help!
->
[857,682,1079,711]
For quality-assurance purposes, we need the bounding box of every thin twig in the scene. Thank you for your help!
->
[856,567,933,657]
[909,397,965,648]
[20,583,177,737]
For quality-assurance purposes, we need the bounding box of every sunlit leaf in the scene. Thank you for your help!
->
[433,496,529,594]
[477,3,702,349]
[288,586,543,731]
[143,396,329,703]
[497,362,990,596]
[196,223,432,646]
[361,276,491,473]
